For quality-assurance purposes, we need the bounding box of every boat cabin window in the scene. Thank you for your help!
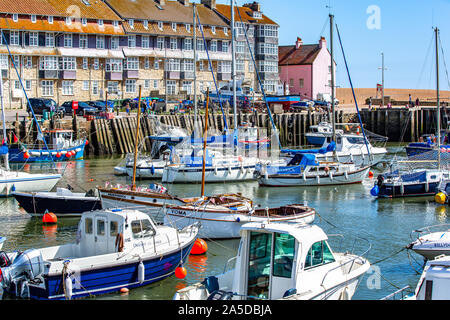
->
[430,175,437,180]
[131,219,156,239]
[97,219,105,236]
[304,241,335,270]
[425,280,433,300]
[272,233,295,278]
[248,232,271,299]
[110,221,119,237]
[85,218,93,234]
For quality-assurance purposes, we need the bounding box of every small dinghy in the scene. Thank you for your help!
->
[407,224,450,260]
[13,187,102,217]
[174,221,371,300]
[0,208,199,300]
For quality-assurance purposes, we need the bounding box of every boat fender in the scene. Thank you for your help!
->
[400,183,405,195]
[227,166,232,174]
[344,171,349,180]
[329,171,333,180]
[65,275,73,300]
[370,185,379,197]
[264,171,268,180]
[138,261,145,284]
[115,233,124,252]
[214,167,218,175]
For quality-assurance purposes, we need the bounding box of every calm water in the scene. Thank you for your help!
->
[1,144,448,300]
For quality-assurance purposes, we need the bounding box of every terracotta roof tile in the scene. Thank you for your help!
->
[278,44,321,65]
[45,0,122,20]
[0,16,125,35]
[0,0,59,16]
[215,4,278,26]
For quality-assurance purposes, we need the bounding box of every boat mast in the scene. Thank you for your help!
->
[435,27,441,170]
[131,86,143,191]
[231,0,237,130]
[193,3,198,137]
[330,13,336,145]
[201,88,210,198]
[0,74,8,170]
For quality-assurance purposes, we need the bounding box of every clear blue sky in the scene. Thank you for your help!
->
[233,0,450,90]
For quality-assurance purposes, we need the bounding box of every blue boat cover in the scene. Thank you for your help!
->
[0,144,8,155]
[281,141,336,155]
[400,171,427,183]
[265,153,318,175]
[180,149,213,167]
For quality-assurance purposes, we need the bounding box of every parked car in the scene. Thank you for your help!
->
[86,101,107,112]
[27,98,64,116]
[121,98,138,110]
[61,101,97,116]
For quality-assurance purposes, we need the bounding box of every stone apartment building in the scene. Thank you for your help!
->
[0,0,279,109]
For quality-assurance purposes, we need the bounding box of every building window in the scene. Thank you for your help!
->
[82,57,88,70]
[31,15,36,23]
[170,38,177,50]
[157,37,164,50]
[107,81,119,94]
[96,36,105,49]
[48,16,53,24]
[81,18,87,26]
[166,80,176,95]
[299,78,304,88]
[144,79,150,89]
[12,14,18,22]
[29,32,38,46]
[210,40,217,52]
[166,59,180,72]
[65,17,72,25]
[39,56,58,70]
[236,60,245,73]
[45,33,55,47]
[223,27,228,35]
[144,57,150,69]
[98,19,103,27]
[158,21,163,30]
[263,80,277,94]
[25,80,32,91]
[111,36,119,50]
[125,79,136,93]
[222,41,229,53]
[10,31,20,46]
[106,59,122,72]
[64,34,73,48]
[60,57,76,70]
[82,80,89,91]
[181,59,194,72]
[93,58,99,70]
[183,38,192,51]
[24,56,32,69]
[41,80,54,96]
[196,39,204,51]
[143,20,148,29]
[128,19,134,29]
[182,81,192,95]
[128,35,136,48]
[153,80,158,89]
[154,59,160,70]
[218,61,231,73]
[211,26,216,34]
[236,41,245,54]
[257,43,277,56]
[186,24,191,33]
[258,61,278,73]
[62,80,74,95]
[125,57,139,70]
[172,23,177,31]
[113,21,119,28]
[142,36,150,49]
[79,34,88,49]
[92,80,99,95]
[258,25,278,38]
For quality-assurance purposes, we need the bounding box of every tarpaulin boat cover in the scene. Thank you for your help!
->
[281,141,336,155]
[400,171,427,183]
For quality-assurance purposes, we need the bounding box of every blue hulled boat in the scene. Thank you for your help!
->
[0,209,199,300]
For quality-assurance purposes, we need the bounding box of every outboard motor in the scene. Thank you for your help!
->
[1,249,44,298]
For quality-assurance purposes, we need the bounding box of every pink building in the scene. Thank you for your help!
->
[278,37,336,100]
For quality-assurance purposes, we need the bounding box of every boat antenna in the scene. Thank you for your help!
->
[131,85,143,191]
[231,0,238,131]
[330,14,336,150]
[201,88,210,198]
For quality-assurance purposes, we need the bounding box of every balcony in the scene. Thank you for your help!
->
[123,70,139,79]
[180,71,194,80]
[59,70,76,80]
[165,71,180,80]
[217,72,231,81]
[38,70,59,79]
[105,71,123,81]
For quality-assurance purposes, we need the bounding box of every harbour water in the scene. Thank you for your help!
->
[0,144,447,301]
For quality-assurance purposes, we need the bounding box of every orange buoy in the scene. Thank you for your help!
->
[175,266,187,279]
[56,152,62,158]
[42,212,57,224]
[190,238,208,255]
[120,287,129,294]
[369,171,374,178]
[85,140,89,146]
[65,152,71,158]
[23,152,30,159]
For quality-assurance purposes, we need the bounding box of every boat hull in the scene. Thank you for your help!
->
[377,182,440,198]
[162,165,256,183]
[305,134,327,146]
[27,240,195,300]
[0,173,61,197]
[258,167,370,187]
[13,192,102,216]
[8,141,86,163]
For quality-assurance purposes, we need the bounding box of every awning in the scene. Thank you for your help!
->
[0,46,58,56]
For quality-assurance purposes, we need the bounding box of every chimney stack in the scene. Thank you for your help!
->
[178,0,189,6]
[295,37,303,50]
[201,0,216,9]
[319,36,326,49]
[244,2,261,12]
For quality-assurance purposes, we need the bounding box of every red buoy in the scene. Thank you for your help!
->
[190,238,208,255]
[66,152,71,158]
[175,266,187,279]
[85,140,89,146]
[56,152,62,158]
[23,152,30,159]
[42,212,57,224]
[369,171,374,178]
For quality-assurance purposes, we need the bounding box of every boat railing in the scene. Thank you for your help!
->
[320,235,372,288]
[410,223,450,243]
[379,286,411,300]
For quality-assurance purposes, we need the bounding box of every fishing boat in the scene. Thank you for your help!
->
[173,221,371,300]
[0,168,61,197]
[405,131,449,159]
[370,169,448,198]
[8,129,87,163]
[255,153,370,187]
[407,224,450,260]
[0,208,199,300]
[13,187,102,217]
[164,203,316,239]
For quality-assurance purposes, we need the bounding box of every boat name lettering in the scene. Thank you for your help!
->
[107,193,125,199]
[434,243,450,248]
[171,210,188,216]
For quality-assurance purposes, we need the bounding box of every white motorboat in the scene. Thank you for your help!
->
[174,221,371,300]
[0,208,199,300]
[161,148,261,184]
[0,237,5,250]
[164,203,316,239]
[407,224,450,260]
[0,169,61,197]
[255,153,370,187]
